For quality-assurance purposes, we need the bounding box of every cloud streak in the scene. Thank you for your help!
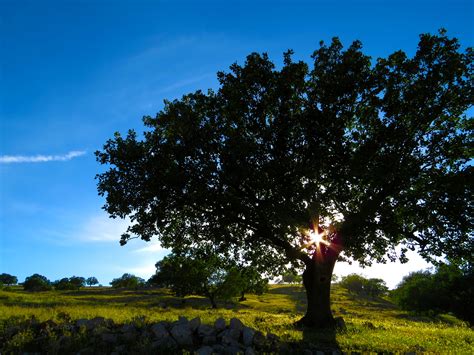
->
[0,151,86,164]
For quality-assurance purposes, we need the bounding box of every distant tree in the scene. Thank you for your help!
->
[110,273,145,289]
[339,274,366,294]
[0,273,18,286]
[149,251,243,308]
[364,278,388,297]
[340,274,388,297]
[280,271,302,284]
[23,274,52,292]
[54,278,76,290]
[69,276,86,289]
[392,263,473,324]
[331,274,339,283]
[54,276,85,290]
[235,266,269,301]
[86,277,99,287]
[391,270,440,313]
[96,30,473,327]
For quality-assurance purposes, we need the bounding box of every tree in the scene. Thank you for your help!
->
[280,271,303,284]
[69,276,86,289]
[339,274,366,294]
[392,263,473,324]
[23,274,52,292]
[0,273,18,286]
[54,278,75,290]
[339,274,388,297]
[364,278,388,297]
[110,273,145,289]
[53,276,85,290]
[96,30,473,328]
[86,277,99,287]
[235,266,269,301]
[149,251,243,308]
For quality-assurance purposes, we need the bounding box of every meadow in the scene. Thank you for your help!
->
[0,284,472,353]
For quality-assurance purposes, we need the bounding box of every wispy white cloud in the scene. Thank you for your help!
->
[125,263,157,279]
[133,240,166,253]
[0,150,86,164]
[75,214,131,243]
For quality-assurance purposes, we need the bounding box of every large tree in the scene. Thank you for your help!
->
[96,30,473,328]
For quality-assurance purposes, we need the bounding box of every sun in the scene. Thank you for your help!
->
[308,229,329,246]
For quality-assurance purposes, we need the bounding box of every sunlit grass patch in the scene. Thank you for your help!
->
[0,285,472,352]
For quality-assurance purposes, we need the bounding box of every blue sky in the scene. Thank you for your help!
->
[0,0,472,288]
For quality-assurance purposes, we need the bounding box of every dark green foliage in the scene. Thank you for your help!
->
[23,274,52,292]
[392,263,474,324]
[86,277,99,286]
[280,271,303,284]
[54,278,76,290]
[96,30,473,326]
[0,273,17,285]
[149,251,248,308]
[110,274,145,289]
[53,276,85,290]
[236,266,269,301]
[339,274,388,297]
[96,30,472,267]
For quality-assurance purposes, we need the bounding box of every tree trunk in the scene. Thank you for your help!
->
[296,225,342,328]
[208,294,217,309]
[297,256,337,328]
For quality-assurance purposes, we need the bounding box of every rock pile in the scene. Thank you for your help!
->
[0,315,282,354]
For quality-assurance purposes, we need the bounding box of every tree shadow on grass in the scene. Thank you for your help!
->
[290,326,341,353]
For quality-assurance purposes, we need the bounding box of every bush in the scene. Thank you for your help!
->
[23,274,52,292]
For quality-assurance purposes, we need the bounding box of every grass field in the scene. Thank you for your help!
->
[0,284,472,353]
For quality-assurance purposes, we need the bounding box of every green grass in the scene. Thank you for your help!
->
[0,284,472,353]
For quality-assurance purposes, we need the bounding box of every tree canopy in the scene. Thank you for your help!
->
[148,251,248,308]
[23,274,52,292]
[86,277,99,287]
[110,273,145,289]
[53,276,85,290]
[0,273,17,286]
[96,30,473,327]
[392,262,473,325]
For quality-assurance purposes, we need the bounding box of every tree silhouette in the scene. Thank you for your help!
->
[0,273,17,286]
[96,30,473,327]
[149,251,244,308]
[86,277,99,287]
[110,273,145,289]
